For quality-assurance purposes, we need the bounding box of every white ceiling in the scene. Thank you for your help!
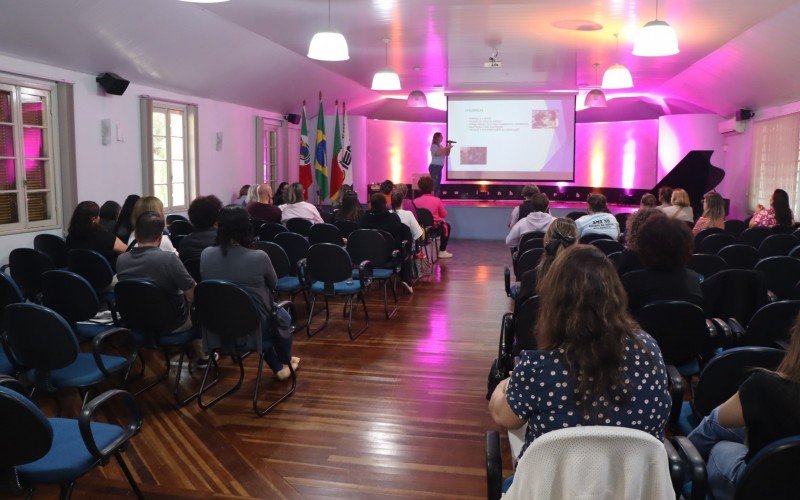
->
[0,0,798,118]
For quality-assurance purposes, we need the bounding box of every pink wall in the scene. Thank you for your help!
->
[365,120,445,187]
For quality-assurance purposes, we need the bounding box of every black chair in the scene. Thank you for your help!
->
[687,253,728,279]
[258,222,288,242]
[507,295,538,356]
[790,244,800,259]
[607,251,623,268]
[0,273,23,376]
[114,279,208,406]
[698,233,736,254]
[566,211,587,220]
[755,256,800,300]
[793,227,800,240]
[309,223,343,245]
[166,214,188,224]
[693,227,725,250]
[4,303,133,407]
[514,248,544,280]
[590,239,624,256]
[182,257,201,283]
[0,378,143,499]
[718,244,759,270]
[254,241,307,302]
[518,231,546,250]
[729,300,800,348]
[301,243,370,339]
[416,207,440,263]
[614,212,630,230]
[701,269,771,328]
[579,233,613,244]
[2,248,55,302]
[33,234,68,269]
[42,271,114,340]
[517,238,544,255]
[285,217,313,236]
[274,231,310,275]
[739,226,772,248]
[193,280,296,416]
[348,229,399,320]
[168,219,194,237]
[758,233,800,258]
[724,219,748,238]
[67,249,116,310]
[334,219,360,238]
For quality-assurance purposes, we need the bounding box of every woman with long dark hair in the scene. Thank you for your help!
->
[750,188,794,228]
[273,182,289,206]
[66,201,128,264]
[114,194,140,243]
[334,189,363,222]
[489,245,671,489]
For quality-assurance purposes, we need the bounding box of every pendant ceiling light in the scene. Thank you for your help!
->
[602,33,633,89]
[407,90,428,107]
[371,38,401,91]
[307,0,349,61]
[633,0,679,57]
[584,63,607,108]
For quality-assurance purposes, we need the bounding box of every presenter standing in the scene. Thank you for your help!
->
[429,132,451,195]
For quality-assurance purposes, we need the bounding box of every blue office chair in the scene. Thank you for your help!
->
[42,270,114,340]
[348,229,400,320]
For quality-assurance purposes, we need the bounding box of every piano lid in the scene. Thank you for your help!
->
[652,150,725,215]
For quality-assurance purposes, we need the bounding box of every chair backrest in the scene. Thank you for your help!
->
[166,214,188,225]
[168,219,194,237]
[701,269,770,326]
[67,248,114,291]
[41,270,100,325]
[635,301,709,365]
[743,300,800,346]
[348,229,390,267]
[114,279,184,336]
[692,347,785,417]
[416,207,435,228]
[758,233,800,258]
[258,222,288,242]
[614,212,630,230]
[519,231,546,249]
[8,248,55,300]
[566,211,587,220]
[33,234,67,269]
[699,233,737,254]
[194,280,261,341]
[694,227,725,250]
[718,244,760,270]
[182,257,201,283]
[306,243,353,284]
[274,232,310,273]
[755,256,800,300]
[0,273,24,326]
[725,219,748,239]
[590,239,624,256]
[735,435,800,500]
[793,227,800,240]
[334,219,360,238]
[515,248,544,279]
[740,226,772,248]
[514,295,539,352]
[518,238,544,254]
[254,241,292,279]
[789,245,800,259]
[687,253,728,279]
[505,426,673,500]
[285,217,313,236]
[0,385,52,470]
[579,232,614,244]
[309,223,342,245]
[4,303,78,371]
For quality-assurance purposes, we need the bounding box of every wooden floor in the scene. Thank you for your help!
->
[19,240,514,500]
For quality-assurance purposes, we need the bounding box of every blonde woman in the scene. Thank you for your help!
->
[127,195,178,253]
[661,188,694,222]
[692,191,726,235]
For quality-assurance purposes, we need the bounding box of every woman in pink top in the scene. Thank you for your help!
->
[414,175,452,258]
[750,188,794,229]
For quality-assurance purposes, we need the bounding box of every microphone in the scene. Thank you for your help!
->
[446,139,457,144]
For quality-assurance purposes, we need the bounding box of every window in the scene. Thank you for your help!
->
[0,81,59,233]
[256,117,284,193]
[748,113,800,214]
[141,98,198,212]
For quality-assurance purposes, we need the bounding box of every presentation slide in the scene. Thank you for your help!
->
[446,94,576,181]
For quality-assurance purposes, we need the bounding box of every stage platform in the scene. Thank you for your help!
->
[440,200,638,241]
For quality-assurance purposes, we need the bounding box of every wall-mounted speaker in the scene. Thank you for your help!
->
[96,73,130,96]
[735,108,754,121]
[284,113,301,125]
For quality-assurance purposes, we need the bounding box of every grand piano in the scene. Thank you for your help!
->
[652,150,726,216]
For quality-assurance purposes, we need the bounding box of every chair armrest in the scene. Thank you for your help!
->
[357,260,374,289]
[767,290,778,302]
[391,249,402,273]
[727,318,745,343]
[670,436,708,500]
[710,318,734,347]
[91,327,136,377]
[79,389,142,463]
[663,439,684,498]
[665,364,685,432]
[504,267,511,297]
[296,258,309,288]
[486,430,503,500]
[0,264,8,273]
[275,299,296,324]
[500,313,514,358]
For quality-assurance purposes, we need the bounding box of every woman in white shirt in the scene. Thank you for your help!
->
[391,191,423,241]
[127,195,178,253]
[279,182,324,224]
[660,188,694,223]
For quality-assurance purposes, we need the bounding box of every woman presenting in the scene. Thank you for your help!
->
[429,132,451,195]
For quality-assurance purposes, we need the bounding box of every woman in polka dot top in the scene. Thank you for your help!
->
[489,245,672,468]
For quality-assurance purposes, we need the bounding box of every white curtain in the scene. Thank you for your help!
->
[748,112,800,215]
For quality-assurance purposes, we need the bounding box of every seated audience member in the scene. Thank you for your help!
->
[335,189,363,222]
[114,194,140,243]
[657,186,673,211]
[414,175,453,258]
[379,180,394,205]
[617,208,664,276]
[515,217,576,307]
[640,193,658,209]
[98,200,121,233]
[116,212,195,331]
[66,201,128,265]
[489,245,671,489]
[361,193,415,293]
[200,205,298,380]
[508,184,541,228]
[686,311,800,499]
[393,183,417,217]
[179,195,223,262]
[575,193,620,240]
[273,182,289,206]
[246,184,282,223]
[391,191,423,242]
[128,196,178,253]
[505,193,555,248]
[693,191,726,235]
[246,184,259,205]
[232,185,250,207]
[661,188,694,222]
[622,216,703,312]
[279,182,324,224]
[750,188,795,229]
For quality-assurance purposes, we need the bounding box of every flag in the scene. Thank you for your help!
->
[339,101,353,190]
[330,102,344,201]
[298,105,312,200]
[314,98,329,201]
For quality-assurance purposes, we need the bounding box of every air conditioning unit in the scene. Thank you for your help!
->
[718,118,746,135]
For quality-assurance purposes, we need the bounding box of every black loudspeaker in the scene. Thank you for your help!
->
[284,113,301,125]
[96,73,130,96]
[736,109,754,121]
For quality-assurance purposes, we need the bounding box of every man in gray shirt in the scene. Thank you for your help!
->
[116,211,196,330]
